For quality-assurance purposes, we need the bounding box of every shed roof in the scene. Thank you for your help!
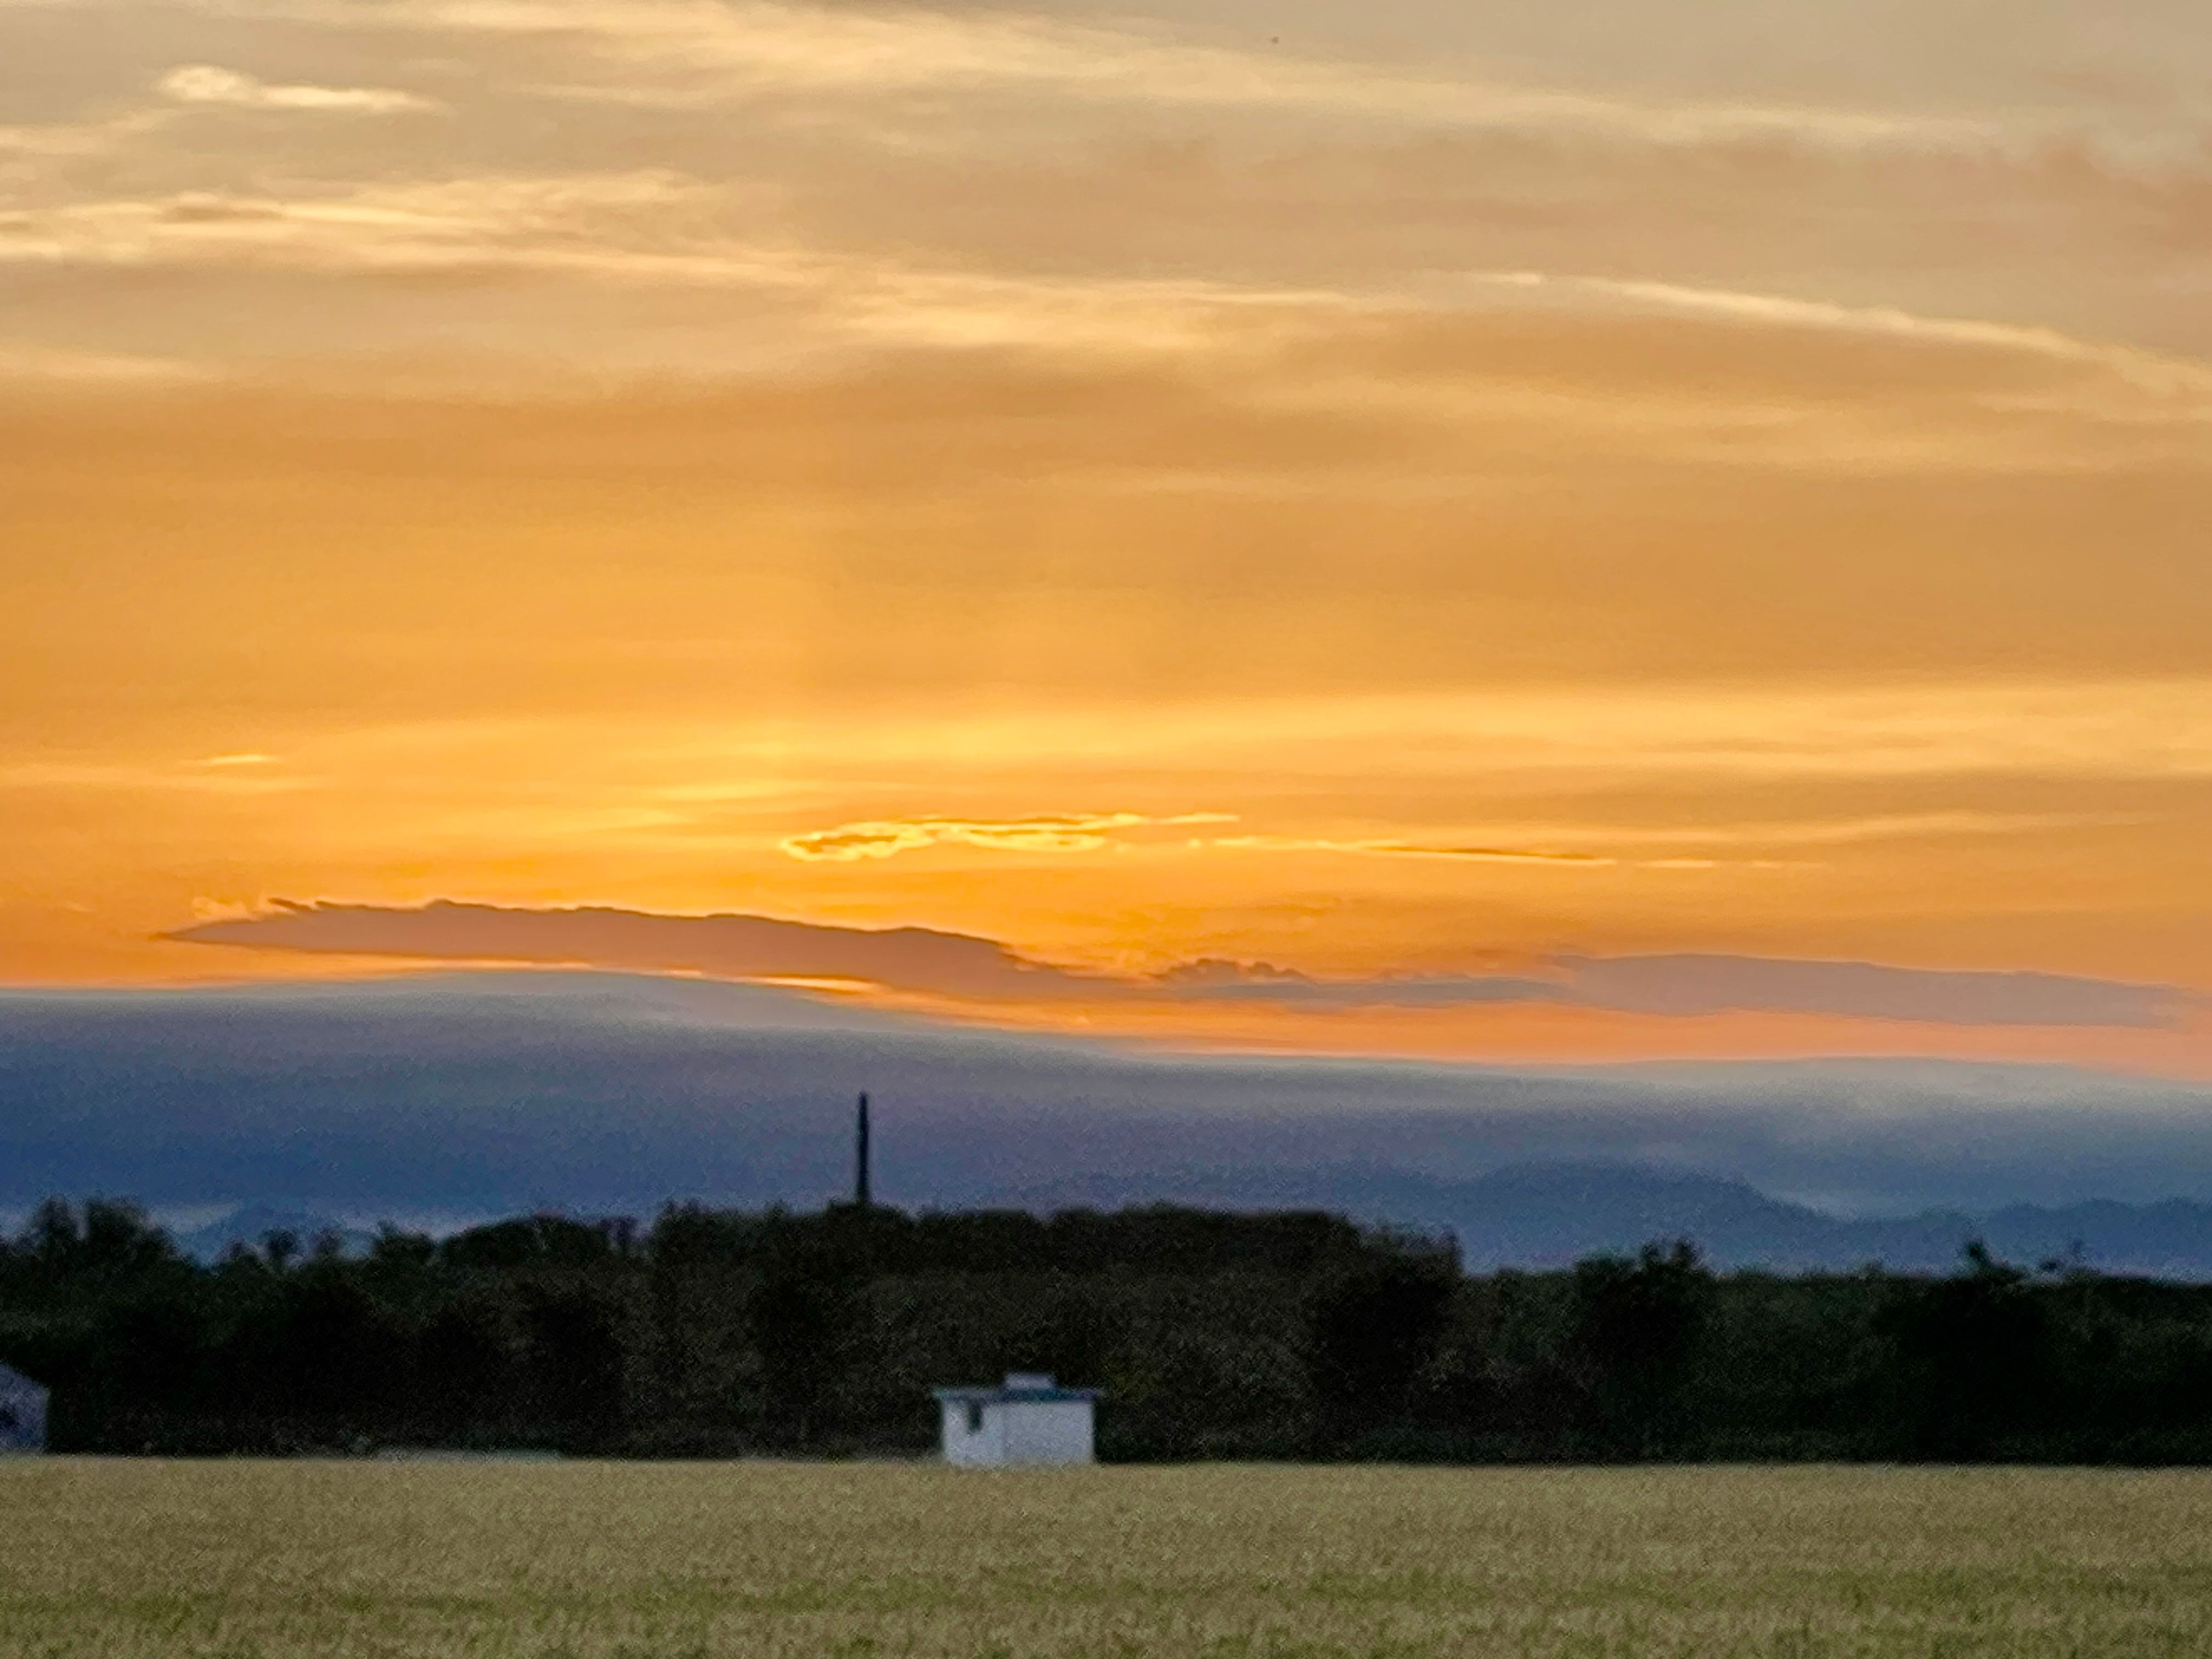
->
[933,1372,1099,1404]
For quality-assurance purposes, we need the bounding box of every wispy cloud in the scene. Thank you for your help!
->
[157,65,437,115]
[0,343,213,385]
[1200,834,1784,871]
[1561,955,2195,1030]
[1218,812,2134,861]
[707,681,2212,786]
[1157,954,2196,1029]
[1581,811,2147,850]
[7,165,2205,430]
[1553,275,2212,409]
[781,811,1235,860]
[0,177,1359,358]
[343,0,1993,154]
[0,761,307,795]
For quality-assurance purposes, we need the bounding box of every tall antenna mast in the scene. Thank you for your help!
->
[855,1091,871,1210]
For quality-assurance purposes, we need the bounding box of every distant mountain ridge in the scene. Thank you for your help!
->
[991,1164,2212,1279]
[172,1165,2212,1280]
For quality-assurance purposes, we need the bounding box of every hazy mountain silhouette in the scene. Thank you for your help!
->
[160,1165,2212,1279]
[994,1163,2212,1277]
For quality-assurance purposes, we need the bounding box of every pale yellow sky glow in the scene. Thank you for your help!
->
[3,0,2210,1070]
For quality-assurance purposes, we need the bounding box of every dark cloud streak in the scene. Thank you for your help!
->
[170,900,2195,1029]
[172,898,1105,999]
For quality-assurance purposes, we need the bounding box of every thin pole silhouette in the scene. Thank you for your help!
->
[855,1092,871,1210]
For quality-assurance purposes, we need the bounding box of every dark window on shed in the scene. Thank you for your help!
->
[965,1400,985,1434]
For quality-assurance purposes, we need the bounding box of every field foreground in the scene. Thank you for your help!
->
[4,1462,2211,1658]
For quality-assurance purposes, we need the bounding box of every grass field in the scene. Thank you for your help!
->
[4,1461,2212,1658]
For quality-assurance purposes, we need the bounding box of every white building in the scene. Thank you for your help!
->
[0,1363,48,1453]
[934,1373,1098,1466]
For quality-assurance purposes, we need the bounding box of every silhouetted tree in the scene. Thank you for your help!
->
[527,1286,627,1449]
[1304,1242,1458,1452]
[751,1228,866,1444]
[262,1230,300,1274]
[1878,1239,2053,1459]
[1568,1239,1714,1456]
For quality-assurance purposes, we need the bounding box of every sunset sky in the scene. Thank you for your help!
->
[6,0,2211,1074]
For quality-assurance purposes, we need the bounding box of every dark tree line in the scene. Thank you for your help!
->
[9,1197,2212,1461]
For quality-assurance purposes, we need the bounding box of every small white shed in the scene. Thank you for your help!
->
[0,1362,49,1453]
[933,1373,1098,1466]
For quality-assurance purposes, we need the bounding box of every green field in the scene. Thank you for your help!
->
[5,1460,2212,1658]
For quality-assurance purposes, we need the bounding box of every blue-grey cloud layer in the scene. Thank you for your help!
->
[5,970,2211,1227]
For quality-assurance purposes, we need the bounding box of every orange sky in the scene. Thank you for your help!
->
[3,0,2210,1071]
